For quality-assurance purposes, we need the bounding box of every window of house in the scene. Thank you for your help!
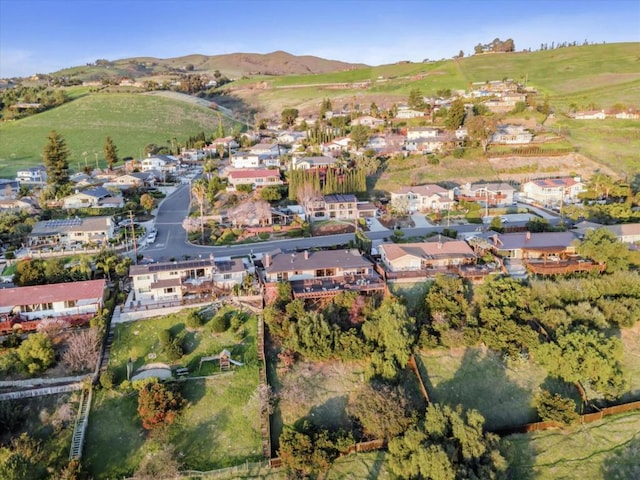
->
[165,287,175,293]
[64,300,77,308]
[223,273,232,280]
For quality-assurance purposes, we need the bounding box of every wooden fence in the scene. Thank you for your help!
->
[0,382,84,401]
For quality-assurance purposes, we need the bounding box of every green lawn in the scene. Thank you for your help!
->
[0,92,237,178]
[418,347,581,431]
[501,410,640,480]
[84,306,262,478]
[108,307,257,383]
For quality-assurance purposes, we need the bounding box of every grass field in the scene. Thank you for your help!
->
[84,369,261,478]
[620,323,640,403]
[0,393,79,472]
[551,118,640,176]
[85,306,261,478]
[418,347,582,431]
[501,410,640,480]
[0,92,236,178]
[107,307,257,383]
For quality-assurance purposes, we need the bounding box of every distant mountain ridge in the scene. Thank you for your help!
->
[54,50,368,81]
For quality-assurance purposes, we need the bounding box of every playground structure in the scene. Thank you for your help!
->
[199,349,244,372]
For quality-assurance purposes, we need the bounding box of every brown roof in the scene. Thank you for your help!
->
[495,232,578,251]
[0,279,106,308]
[392,184,450,196]
[150,278,182,289]
[265,249,372,274]
[228,169,280,179]
[215,258,245,273]
[380,241,475,262]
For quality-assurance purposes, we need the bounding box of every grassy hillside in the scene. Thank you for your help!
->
[0,93,236,178]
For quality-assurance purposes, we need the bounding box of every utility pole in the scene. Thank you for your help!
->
[129,210,137,264]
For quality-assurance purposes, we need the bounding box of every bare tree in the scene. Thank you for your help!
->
[228,199,272,227]
[191,179,207,244]
[62,328,101,373]
[133,445,181,480]
[296,183,322,219]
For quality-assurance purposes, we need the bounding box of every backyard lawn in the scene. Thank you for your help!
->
[84,305,262,478]
[107,306,257,383]
[501,410,640,480]
[418,347,581,431]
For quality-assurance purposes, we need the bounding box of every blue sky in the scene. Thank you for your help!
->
[1,0,639,78]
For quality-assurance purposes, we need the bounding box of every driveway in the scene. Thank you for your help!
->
[411,213,431,228]
[366,218,390,232]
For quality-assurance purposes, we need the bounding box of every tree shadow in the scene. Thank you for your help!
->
[307,395,351,431]
[365,450,387,480]
[499,433,539,480]
[429,348,536,431]
[601,435,640,480]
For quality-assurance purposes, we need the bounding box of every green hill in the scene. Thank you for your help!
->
[0,93,238,178]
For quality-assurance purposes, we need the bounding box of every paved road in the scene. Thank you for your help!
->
[139,187,561,261]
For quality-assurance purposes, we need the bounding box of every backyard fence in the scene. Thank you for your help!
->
[0,375,87,389]
[0,382,84,401]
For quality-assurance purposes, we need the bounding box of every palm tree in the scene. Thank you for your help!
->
[191,179,207,244]
[96,254,116,282]
[71,256,93,280]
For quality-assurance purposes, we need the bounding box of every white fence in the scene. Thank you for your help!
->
[0,382,84,401]
[0,375,88,389]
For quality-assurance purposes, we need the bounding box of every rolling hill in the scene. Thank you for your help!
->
[0,92,239,177]
[1,43,638,179]
[51,50,367,83]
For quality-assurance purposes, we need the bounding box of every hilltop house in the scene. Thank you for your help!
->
[351,115,385,128]
[230,153,261,169]
[0,279,106,320]
[29,216,115,247]
[390,184,456,213]
[141,155,178,173]
[573,110,606,120]
[521,177,585,205]
[129,257,246,302]
[490,231,577,259]
[491,124,533,144]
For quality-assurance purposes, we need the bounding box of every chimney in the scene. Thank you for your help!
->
[526,231,531,241]
[493,234,498,246]
[304,250,309,260]
[264,253,271,267]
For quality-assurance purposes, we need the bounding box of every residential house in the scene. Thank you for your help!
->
[614,110,640,120]
[230,153,261,169]
[16,166,47,186]
[227,169,283,191]
[249,142,281,157]
[321,194,358,221]
[458,182,516,206]
[390,184,455,213]
[351,115,385,128]
[141,155,178,173]
[522,177,585,205]
[406,127,442,141]
[104,172,157,190]
[277,131,307,144]
[129,257,246,302]
[395,107,426,119]
[180,149,206,161]
[573,110,606,120]
[291,156,339,170]
[0,197,37,213]
[62,187,124,210]
[378,239,476,272]
[573,221,640,244]
[29,216,115,247]
[366,135,387,152]
[490,231,577,259]
[405,134,452,153]
[491,124,533,144]
[0,179,19,199]
[0,279,106,320]
[321,137,351,156]
[262,248,385,299]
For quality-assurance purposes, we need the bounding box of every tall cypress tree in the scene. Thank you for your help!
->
[103,136,119,170]
[42,130,70,197]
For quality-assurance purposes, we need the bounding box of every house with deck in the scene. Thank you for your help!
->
[522,177,585,205]
[291,156,340,170]
[262,248,385,299]
[227,169,283,191]
[29,216,115,247]
[129,257,246,302]
[457,182,516,206]
[0,279,106,321]
[16,166,47,186]
[379,239,477,272]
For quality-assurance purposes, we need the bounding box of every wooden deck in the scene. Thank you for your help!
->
[525,259,606,275]
[291,275,385,299]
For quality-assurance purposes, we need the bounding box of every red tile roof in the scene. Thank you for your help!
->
[0,279,106,308]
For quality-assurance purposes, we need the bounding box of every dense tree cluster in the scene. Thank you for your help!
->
[286,168,366,200]
[474,38,515,54]
[387,403,507,479]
